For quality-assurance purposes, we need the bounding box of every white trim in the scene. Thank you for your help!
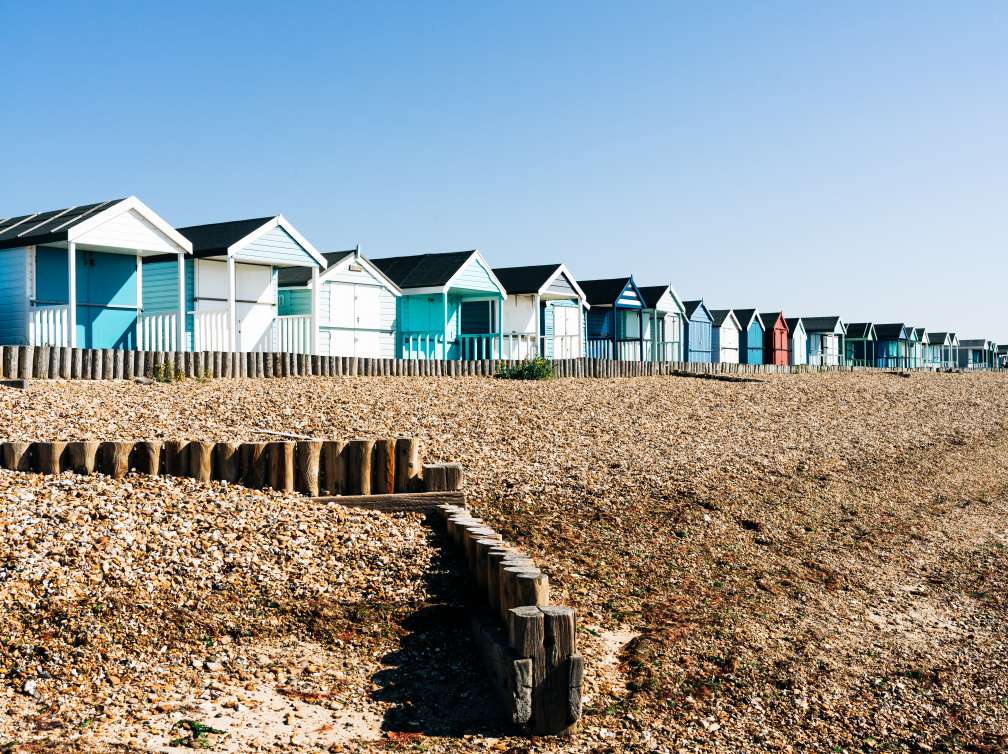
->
[225,215,327,268]
[177,251,187,350]
[67,196,193,254]
[535,264,589,309]
[441,250,508,300]
[300,249,403,296]
[67,242,77,348]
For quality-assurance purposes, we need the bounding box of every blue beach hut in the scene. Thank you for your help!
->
[578,277,647,361]
[733,308,765,365]
[0,197,192,349]
[682,299,714,364]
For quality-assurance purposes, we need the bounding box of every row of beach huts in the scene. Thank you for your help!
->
[0,196,1003,370]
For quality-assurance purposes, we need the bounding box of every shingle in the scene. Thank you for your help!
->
[493,264,563,295]
[177,217,276,257]
[578,278,633,306]
[0,199,124,250]
[371,251,476,289]
[801,316,843,333]
[277,250,356,287]
[874,323,906,340]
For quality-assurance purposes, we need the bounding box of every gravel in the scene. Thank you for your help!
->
[2,371,1008,752]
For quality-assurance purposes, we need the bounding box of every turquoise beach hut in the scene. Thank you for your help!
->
[682,299,714,364]
[371,250,507,360]
[0,197,192,349]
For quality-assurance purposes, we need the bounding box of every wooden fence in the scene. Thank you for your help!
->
[433,503,581,737]
[0,435,464,501]
[0,343,944,383]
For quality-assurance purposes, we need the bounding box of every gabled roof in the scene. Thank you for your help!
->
[683,299,713,322]
[802,316,845,334]
[959,338,991,348]
[492,263,587,303]
[927,332,951,346]
[578,277,634,306]
[0,196,192,253]
[845,322,875,339]
[761,312,788,332]
[874,323,907,340]
[709,309,741,329]
[372,250,473,288]
[177,215,326,267]
[371,249,506,297]
[784,317,804,334]
[277,249,355,287]
[732,308,764,331]
[638,284,686,315]
[912,327,927,341]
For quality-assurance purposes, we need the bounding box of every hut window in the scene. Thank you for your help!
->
[460,300,495,334]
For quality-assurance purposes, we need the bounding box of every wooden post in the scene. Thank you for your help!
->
[100,441,134,479]
[214,441,241,482]
[163,440,190,477]
[537,606,578,735]
[236,441,266,488]
[133,440,163,476]
[267,440,295,492]
[321,439,347,495]
[394,436,421,492]
[295,440,323,496]
[443,462,464,491]
[1,441,34,471]
[423,463,448,492]
[36,441,66,475]
[66,440,100,474]
[346,439,373,495]
[190,441,214,482]
[371,438,395,494]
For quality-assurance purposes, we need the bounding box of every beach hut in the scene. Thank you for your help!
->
[682,300,714,364]
[945,333,961,369]
[845,323,876,366]
[277,247,401,358]
[0,197,193,349]
[142,215,327,353]
[493,264,588,359]
[873,324,911,368]
[785,317,807,366]
[957,339,992,369]
[732,309,765,365]
[709,309,742,364]
[910,328,929,369]
[579,277,647,361]
[761,311,790,366]
[638,284,686,362]
[370,250,507,360]
[802,317,846,366]
[997,345,1008,370]
[925,332,951,369]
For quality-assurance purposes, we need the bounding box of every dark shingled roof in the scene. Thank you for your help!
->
[912,327,927,340]
[371,251,476,289]
[638,285,671,310]
[277,250,356,287]
[874,323,907,340]
[733,308,762,330]
[0,199,126,250]
[709,309,737,327]
[683,299,708,319]
[784,317,803,333]
[762,311,786,330]
[492,264,564,295]
[578,278,633,306]
[802,316,843,333]
[846,322,874,339]
[177,217,276,258]
[927,332,950,345]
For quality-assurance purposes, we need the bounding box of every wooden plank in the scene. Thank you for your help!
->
[309,490,465,512]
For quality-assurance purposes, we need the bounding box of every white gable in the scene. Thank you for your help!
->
[73,207,181,255]
[320,253,401,295]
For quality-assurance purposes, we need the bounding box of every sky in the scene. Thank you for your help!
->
[1,1,1005,339]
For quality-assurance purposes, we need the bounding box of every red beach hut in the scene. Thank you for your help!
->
[761,311,790,366]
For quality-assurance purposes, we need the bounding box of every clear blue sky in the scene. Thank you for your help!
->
[2,1,1005,339]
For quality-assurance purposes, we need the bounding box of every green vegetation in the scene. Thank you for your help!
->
[495,356,554,380]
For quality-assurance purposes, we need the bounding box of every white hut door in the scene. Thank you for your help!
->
[235,264,274,351]
[553,305,579,358]
[354,285,381,357]
[328,284,355,356]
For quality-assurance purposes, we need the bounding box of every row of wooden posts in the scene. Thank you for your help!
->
[0,436,463,498]
[434,503,581,737]
[0,343,869,383]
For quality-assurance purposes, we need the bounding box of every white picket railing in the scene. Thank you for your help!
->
[551,334,581,359]
[459,334,500,360]
[616,338,642,362]
[501,333,539,360]
[193,311,230,352]
[28,304,70,347]
[268,315,312,354]
[137,312,178,351]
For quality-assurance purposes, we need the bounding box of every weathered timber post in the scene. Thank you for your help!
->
[66,440,100,474]
[321,439,347,495]
[163,440,190,477]
[346,438,373,495]
[190,441,215,482]
[295,440,323,496]
[371,438,395,494]
[133,440,163,476]
[267,440,295,493]
[36,441,67,475]
[100,441,134,479]
[393,436,421,492]
[214,442,241,482]
[239,442,269,488]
